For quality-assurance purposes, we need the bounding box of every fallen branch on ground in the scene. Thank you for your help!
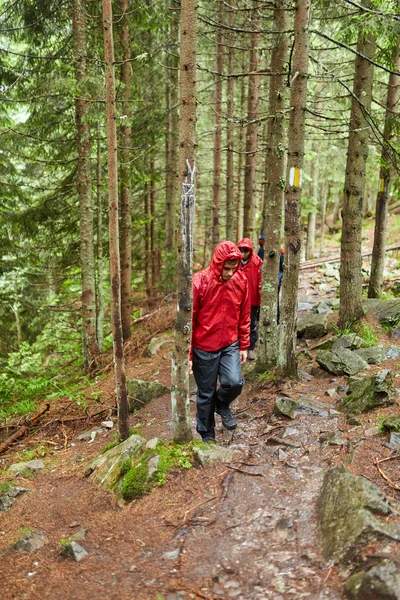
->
[0,403,50,455]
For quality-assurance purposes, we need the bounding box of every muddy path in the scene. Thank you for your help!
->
[1,263,400,600]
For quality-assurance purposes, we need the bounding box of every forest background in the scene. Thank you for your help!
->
[0,0,399,429]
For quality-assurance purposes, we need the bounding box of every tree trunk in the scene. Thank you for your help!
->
[96,122,105,351]
[144,182,152,297]
[278,0,311,378]
[171,0,197,442]
[306,147,319,260]
[102,0,129,441]
[212,0,223,248]
[257,0,288,372]
[225,7,235,242]
[119,0,133,342]
[150,166,157,294]
[72,0,99,370]
[368,46,400,298]
[339,28,376,328]
[319,180,327,258]
[165,1,180,254]
[236,50,246,242]
[243,2,260,240]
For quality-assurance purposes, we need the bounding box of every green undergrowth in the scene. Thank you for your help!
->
[120,440,194,501]
[331,320,378,348]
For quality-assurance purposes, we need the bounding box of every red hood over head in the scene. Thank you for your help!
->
[210,241,241,278]
[237,237,254,257]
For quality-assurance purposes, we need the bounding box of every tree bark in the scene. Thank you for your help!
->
[236,50,247,242]
[102,0,129,441]
[278,0,311,377]
[306,146,319,260]
[243,1,261,240]
[212,0,223,248]
[257,0,288,372]
[368,45,400,298]
[119,0,133,342]
[225,7,235,242]
[319,179,327,258]
[171,0,197,442]
[96,122,105,351]
[339,28,376,327]
[72,0,99,370]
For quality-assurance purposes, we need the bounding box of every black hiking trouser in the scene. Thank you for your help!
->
[249,306,260,351]
[192,341,244,439]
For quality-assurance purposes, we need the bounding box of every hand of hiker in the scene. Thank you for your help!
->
[240,350,247,364]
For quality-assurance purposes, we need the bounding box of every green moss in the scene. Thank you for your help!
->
[0,482,12,494]
[122,460,149,500]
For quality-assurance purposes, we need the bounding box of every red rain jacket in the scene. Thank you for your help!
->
[191,241,250,355]
[237,238,262,307]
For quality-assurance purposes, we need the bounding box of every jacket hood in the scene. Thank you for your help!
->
[210,241,242,278]
[237,237,254,256]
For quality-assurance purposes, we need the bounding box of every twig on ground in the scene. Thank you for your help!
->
[0,403,50,455]
[375,454,400,491]
[182,496,217,523]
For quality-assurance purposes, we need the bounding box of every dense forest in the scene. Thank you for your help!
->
[0,0,399,429]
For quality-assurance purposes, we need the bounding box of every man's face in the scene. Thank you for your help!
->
[222,261,238,281]
[239,247,250,260]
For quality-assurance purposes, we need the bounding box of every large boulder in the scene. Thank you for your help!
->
[193,444,242,467]
[345,559,400,599]
[297,313,328,339]
[274,396,334,419]
[363,298,400,324]
[126,378,169,412]
[341,370,396,415]
[88,434,145,492]
[355,346,385,364]
[318,466,400,563]
[313,334,364,352]
[316,347,368,376]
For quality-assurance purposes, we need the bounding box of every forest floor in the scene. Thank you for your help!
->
[1,229,400,600]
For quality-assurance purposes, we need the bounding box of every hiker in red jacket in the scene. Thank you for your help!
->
[237,237,262,360]
[190,241,250,442]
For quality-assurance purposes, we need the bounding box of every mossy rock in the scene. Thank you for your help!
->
[126,378,170,412]
[88,434,145,492]
[381,415,400,432]
[345,559,400,599]
[342,370,396,416]
[316,348,368,376]
[318,466,400,563]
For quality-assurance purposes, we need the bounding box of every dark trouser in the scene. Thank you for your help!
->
[192,341,244,439]
[249,306,260,351]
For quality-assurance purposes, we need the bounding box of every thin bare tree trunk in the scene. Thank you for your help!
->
[212,0,224,247]
[368,46,400,298]
[257,0,288,371]
[165,1,180,254]
[102,0,129,441]
[144,182,152,297]
[96,122,105,351]
[278,0,311,377]
[339,27,376,328]
[119,0,133,342]
[72,0,99,370]
[150,166,157,294]
[236,50,246,242]
[171,0,197,442]
[243,1,260,240]
[319,180,327,258]
[225,7,235,241]
[306,147,319,260]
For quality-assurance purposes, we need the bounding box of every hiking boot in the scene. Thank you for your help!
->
[201,436,216,443]
[247,349,256,361]
[216,408,237,430]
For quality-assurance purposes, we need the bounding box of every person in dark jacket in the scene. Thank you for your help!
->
[190,241,250,442]
[237,237,262,360]
[257,233,266,260]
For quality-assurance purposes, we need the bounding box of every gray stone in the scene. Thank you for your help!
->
[318,466,400,562]
[162,548,180,560]
[363,298,400,324]
[297,313,328,339]
[389,432,400,447]
[313,334,363,352]
[298,369,313,381]
[342,370,396,415]
[147,332,174,356]
[337,385,349,395]
[88,433,145,492]
[385,346,400,360]
[60,540,88,562]
[147,455,160,481]
[77,428,103,441]
[345,559,400,599]
[0,486,28,513]
[126,378,170,412]
[274,397,299,419]
[193,445,241,467]
[298,302,314,311]
[316,301,333,314]
[316,348,368,376]
[274,396,334,419]
[12,530,47,552]
[8,460,45,475]
[391,327,400,340]
[145,437,162,450]
[363,426,381,437]
[355,346,385,364]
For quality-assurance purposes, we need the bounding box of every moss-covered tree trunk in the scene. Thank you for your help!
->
[102,0,129,441]
[257,0,288,372]
[72,0,99,371]
[339,26,376,327]
[171,0,197,443]
[368,45,400,298]
[96,122,105,351]
[278,0,310,378]
[119,0,133,342]
[225,7,235,242]
[212,0,223,248]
